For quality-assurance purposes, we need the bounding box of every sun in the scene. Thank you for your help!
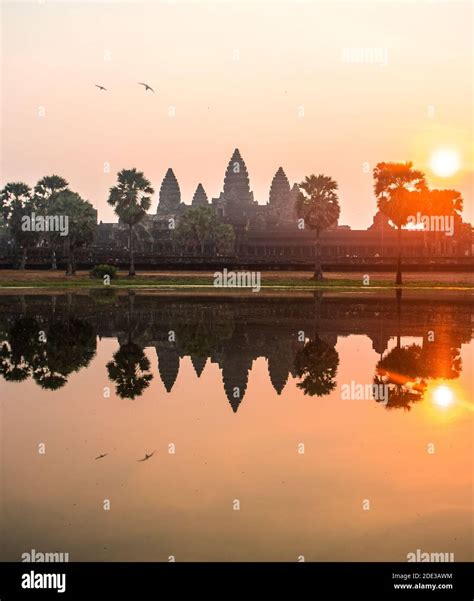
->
[429,148,460,177]
[432,385,454,408]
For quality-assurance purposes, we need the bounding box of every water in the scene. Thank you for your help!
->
[0,290,472,562]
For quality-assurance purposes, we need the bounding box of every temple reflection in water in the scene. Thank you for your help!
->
[0,291,472,412]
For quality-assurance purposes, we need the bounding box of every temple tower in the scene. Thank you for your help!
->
[284,183,300,222]
[268,167,299,225]
[368,210,394,232]
[157,168,181,213]
[269,167,291,209]
[191,354,207,377]
[268,354,289,395]
[223,149,254,208]
[221,355,252,413]
[191,183,209,206]
[155,345,180,392]
[219,148,254,230]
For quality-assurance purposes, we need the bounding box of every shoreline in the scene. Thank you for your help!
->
[0,269,473,288]
[0,270,472,296]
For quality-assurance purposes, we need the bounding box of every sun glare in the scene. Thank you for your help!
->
[429,148,460,177]
[432,385,455,408]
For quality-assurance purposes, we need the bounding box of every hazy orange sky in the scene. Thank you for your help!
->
[1,1,473,227]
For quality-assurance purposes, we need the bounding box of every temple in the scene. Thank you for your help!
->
[0,148,471,267]
[92,148,472,263]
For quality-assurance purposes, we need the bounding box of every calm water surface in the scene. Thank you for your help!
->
[1,290,472,561]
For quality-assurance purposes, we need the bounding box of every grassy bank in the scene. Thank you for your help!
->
[0,270,472,291]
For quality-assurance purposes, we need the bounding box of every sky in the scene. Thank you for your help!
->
[1,0,473,228]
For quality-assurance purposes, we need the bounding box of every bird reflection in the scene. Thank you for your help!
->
[138,451,156,462]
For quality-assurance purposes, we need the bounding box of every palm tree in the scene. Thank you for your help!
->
[34,175,69,269]
[294,336,339,396]
[374,345,426,410]
[106,292,153,398]
[295,175,340,280]
[34,175,69,203]
[373,291,426,411]
[0,182,37,269]
[106,343,153,399]
[107,169,154,276]
[373,162,426,285]
[293,292,339,396]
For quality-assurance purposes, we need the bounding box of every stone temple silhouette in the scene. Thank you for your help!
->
[92,148,472,260]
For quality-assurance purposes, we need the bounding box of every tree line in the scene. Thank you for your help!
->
[1,162,464,284]
[0,176,96,275]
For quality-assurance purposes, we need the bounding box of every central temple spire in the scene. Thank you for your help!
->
[157,168,181,213]
[223,148,253,208]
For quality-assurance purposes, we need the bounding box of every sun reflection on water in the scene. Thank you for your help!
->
[424,380,473,422]
[432,384,455,408]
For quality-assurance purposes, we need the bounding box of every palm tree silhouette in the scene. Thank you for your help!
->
[34,175,69,270]
[0,182,38,270]
[373,162,426,285]
[106,292,153,399]
[106,343,153,399]
[374,345,426,411]
[373,290,426,410]
[295,174,340,280]
[294,335,339,396]
[293,293,339,396]
[107,169,154,276]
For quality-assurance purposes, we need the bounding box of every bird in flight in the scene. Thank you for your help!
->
[95,85,107,91]
[138,82,155,93]
[95,453,108,460]
[138,451,156,462]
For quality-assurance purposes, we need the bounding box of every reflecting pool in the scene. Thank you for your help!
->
[1,290,472,561]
